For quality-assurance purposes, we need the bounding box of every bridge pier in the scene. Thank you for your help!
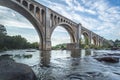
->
[42,8,52,50]
[0,0,108,51]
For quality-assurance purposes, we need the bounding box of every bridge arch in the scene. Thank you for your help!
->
[81,31,90,45]
[50,22,76,43]
[92,36,97,45]
[0,0,106,50]
[0,0,45,49]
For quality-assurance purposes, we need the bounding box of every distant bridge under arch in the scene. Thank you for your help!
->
[0,0,108,50]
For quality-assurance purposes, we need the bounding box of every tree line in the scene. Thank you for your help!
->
[52,44,66,50]
[0,33,39,51]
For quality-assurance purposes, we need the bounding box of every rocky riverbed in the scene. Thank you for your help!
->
[0,49,120,80]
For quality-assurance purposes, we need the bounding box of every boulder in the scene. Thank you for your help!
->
[0,58,37,80]
[93,53,120,63]
[95,56,119,63]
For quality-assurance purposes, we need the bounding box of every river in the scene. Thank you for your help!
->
[0,49,120,80]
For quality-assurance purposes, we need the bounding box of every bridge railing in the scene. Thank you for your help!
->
[14,0,46,26]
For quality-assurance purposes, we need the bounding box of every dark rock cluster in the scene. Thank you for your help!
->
[0,56,37,80]
[93,53,120,63]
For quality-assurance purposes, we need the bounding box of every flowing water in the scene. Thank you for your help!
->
[0,49,120,80]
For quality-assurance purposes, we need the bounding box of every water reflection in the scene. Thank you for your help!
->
[40,49,93,67]
[71,49,92,59]
[1,49,120,80]
[71,50,81,58]
[40,51,51,67]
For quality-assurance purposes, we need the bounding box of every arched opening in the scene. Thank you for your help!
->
[81,32,89,45]
[0,0,44,50]
[36,7,40,20]
[92,36,97,45]
[58,17,60,23]
[80,32,89,49]
[0,6,41,49]
[51,25,75,50]
[29,4,34,13]
[81,34,85,44]
[22,0,28,8]
[54,15,57,25]
[50,14,53,27]
[61,18,63,22]
[41,9,45,24]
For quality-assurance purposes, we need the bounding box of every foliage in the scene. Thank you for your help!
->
[0,33,39,51]
[114,39,120,47]
[52,44,66,50]
[79,38,115,49]
[79,39,90,49]
[102,41,112,49]
[0,24,39,51]
[30,42,39,49]
[84,45,90,49]
[0,24,7,35]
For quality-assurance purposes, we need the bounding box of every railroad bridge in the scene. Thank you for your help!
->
[0,0,108,50]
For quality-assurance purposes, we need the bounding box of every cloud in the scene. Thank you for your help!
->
[0,19,33,29]
[52,26,69,33]
[51,26,70,46]
[51,38,70,46]
[0,0,120,45]
[6,26,39,42]
[42,0,120,40]
[0,6,33,29]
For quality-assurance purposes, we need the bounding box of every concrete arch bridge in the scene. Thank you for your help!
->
[0,0,109,50]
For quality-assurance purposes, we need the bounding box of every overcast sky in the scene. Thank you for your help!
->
[0,0,120,46]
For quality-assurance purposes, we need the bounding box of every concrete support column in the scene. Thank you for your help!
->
[101,38,103,47]
[98,37,100,47]
[76,23,82,49]
[89,32,92,46]
[40,8,42,23]
[96,36,98,46]
[34,5,36,15]
[97,37,99,47]
[50,14,54,27]
[28,2,30,10]
[52,15,54,27]
[20,0,23,4]
[42,8,51,50]
[90,32,92,46]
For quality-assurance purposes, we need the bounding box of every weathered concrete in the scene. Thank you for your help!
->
[0,0,109,50]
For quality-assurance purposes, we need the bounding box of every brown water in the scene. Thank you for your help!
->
[0,49,120,80]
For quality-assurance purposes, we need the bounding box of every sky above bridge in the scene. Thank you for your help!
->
[0,0,120,46]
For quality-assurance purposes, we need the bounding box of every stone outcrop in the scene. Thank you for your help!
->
[0,57,37,80]
[93,53,120,63]
[94,56,119,63]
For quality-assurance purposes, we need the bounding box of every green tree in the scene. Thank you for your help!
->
[0,24,7,35]
[0,25,40,51]
[114,39,120,47]
[30,42,39,49]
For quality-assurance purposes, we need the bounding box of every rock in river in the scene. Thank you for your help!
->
[0,58,37,80]
[93,53,120,63]
[95,56,119,63]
